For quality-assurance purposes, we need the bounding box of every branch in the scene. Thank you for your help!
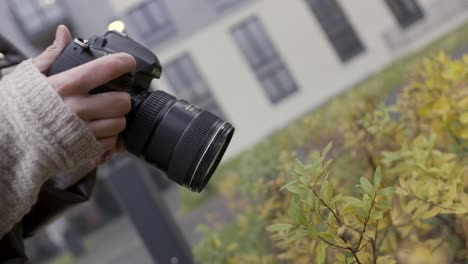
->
[318,236,348,250]
[319,237,362,264]
[313,186,361,263]
[313,190,342,225]
[399,186,453,211]
[349,247,362,264]
[357,240,370,252]
[355,193,377,252]
[371,222,378,264]
[376,226,390,250]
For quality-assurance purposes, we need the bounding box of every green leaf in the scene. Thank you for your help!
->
[379,186,396,197]
[320,180,333,204]
[267,224,293,232]
[286,185,306,195]
[336,253,346,262]
[370,211,384,220]
[315,242,327,264]
[298,176,308,185]
[281,228,308,245]
[343,196,368,208]
[320,232,335,241]
[290,197,300,222]
[279,180,298,192]
[321,142,333,157]
[331,194,343,204]
[360,177,375,196]
[374,167,382,188]
[309,226,320,239]
[375,200,392,210]
[293,159,305,177]
[421,207,442,219]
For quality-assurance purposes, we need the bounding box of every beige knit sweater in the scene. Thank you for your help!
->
[0,60,104,239]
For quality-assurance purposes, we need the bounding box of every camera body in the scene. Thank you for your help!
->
[49,31,235,192]
[50,31,160,92]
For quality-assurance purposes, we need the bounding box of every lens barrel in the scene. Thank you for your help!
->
[125,91,234,192]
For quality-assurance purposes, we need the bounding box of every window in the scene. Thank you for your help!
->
[7,0,69,44]
[231,17,298,104]
[165,54,225,118]
[127,0,176,45]
[211,0,244,11]
[305,0,364,62]
[385,0,424,28]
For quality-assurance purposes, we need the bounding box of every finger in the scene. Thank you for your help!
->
[33,25,72,74]
[65,92,131,120]
[48,53,136,96]
[99,136,118,151]
[87,117,126,139]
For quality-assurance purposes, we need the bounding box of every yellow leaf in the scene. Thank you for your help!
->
[437,51,449,63]
[226,243,239,252]
[463,54,468,64]
[457,95,468,108]
[433,96,450,112]
[459,129,468,140]
[421,207,442,219]
[459,112,468,124]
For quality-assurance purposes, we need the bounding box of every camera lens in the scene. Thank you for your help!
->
[124,91,235,192]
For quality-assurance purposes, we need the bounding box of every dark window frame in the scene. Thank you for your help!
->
[385,0,425,29]
[164,54,226,118]
[210,0,244,11]
[305,0,365,62]
[231,16,298,104]
[126,0,176,45]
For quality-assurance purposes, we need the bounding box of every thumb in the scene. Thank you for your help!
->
[33,25,72,74]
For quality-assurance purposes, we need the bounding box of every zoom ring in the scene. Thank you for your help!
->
[168,111,219,188]
[126,91,175,155]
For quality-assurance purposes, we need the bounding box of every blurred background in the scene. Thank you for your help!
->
[2,0,468,263]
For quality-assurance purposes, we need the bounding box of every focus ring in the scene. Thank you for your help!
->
[168,111,219,187]
[126,91,175,155]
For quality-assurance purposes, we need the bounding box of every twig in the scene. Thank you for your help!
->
[319,236,348,250]
[313,190,342,225]
[371,221,378,264]
[313,188,361,264]
[376,226,390,250]
[357,240,370,252]
[319,237,362,264]
[355,194,377,252]
[348,247,362,264]
[399,186,453,211]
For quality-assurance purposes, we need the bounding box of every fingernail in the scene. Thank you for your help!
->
[56,25,64,36]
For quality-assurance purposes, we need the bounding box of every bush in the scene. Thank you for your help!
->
[193,22,468,263]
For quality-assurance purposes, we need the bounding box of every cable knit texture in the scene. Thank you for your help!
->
[0,60,104,239]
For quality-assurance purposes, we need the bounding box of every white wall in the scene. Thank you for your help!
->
[151,0,467,157]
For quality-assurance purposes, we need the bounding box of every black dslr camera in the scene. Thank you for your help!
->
[49,31,235,192]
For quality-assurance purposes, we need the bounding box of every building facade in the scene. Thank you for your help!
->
[2,0,468,157]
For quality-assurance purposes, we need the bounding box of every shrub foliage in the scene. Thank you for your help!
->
[194,53,468,263]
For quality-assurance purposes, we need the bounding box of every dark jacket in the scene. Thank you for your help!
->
[0,34,97,264]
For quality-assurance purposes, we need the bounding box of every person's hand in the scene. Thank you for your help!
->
[32,25,135,167]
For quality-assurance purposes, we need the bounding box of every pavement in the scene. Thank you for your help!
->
[74,186,234,264]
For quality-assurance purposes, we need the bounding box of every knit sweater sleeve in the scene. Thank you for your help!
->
[0,60,104,239]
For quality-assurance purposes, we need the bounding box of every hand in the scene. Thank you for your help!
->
[32,25,135,167]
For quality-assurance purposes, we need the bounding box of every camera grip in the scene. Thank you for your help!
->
[49,42,89,76]
[49,41,133,94]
